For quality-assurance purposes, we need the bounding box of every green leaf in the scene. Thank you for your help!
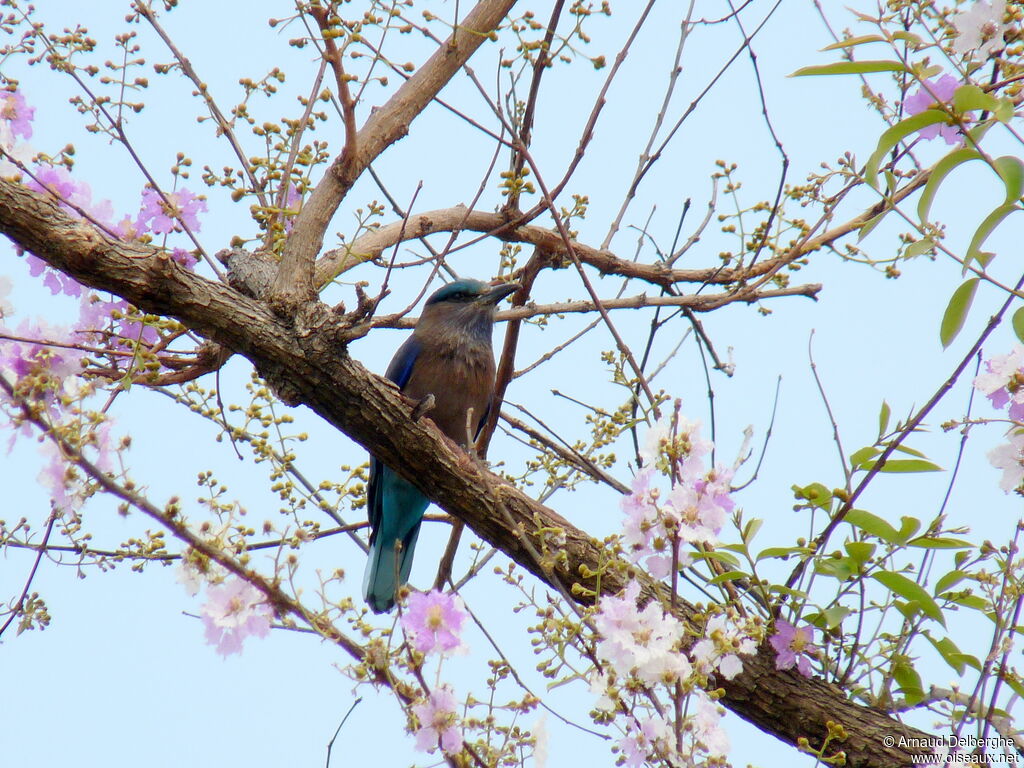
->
[994,99,1015,123]
[892,657,925,704]
[815,557,858,581]
[898,516,922,542]
[940,278,979,348]
[907,536,973,549]
[822,605,851,629]
[934,569,969,595]
[878,400,891,438]
[858,208,890,241]
[820,35,886,51]
[892,444,928,458]
[965,204,1019,271]
[903,238,935,259]
[708,570,749,585]
[994,155,1024,204]
[866,110,947,189]
[875,458,944,473]
[1012,307,1024,344]
[845,508,901,543]
[756,546,806,561]
[791,60,909,77]
[949,593,987,611]
[845,541,876,564]
[850,446,882,469]
[742,518,763,544]
[874,570,946,625]
[952,84,1000,114]
[891,31,923,47]
[793,482,833,510]
[694,549,742,567]
[918,148,981,222]
[924,633,979,675]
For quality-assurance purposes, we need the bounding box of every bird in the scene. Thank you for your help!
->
[363,278,519,613]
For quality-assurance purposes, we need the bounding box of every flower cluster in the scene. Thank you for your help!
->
[975,347,1024,492]
[594,580,690,684]
[0,89,215,501]
[622,415,734,579]
[399,590,469,756]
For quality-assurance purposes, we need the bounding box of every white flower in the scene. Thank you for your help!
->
[693,691,730,757]
[988,432,1024,492]
[974,345,1024,395]
[952,0,1009,59]
[0,275,12,318]
[532,715,549,768]
[594,580,691,684]
[0,122,34,180]
[691,614,757,680]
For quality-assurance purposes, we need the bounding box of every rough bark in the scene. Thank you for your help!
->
[0,178,938,767]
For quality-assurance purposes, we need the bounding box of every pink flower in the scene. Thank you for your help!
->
[137,187,207,234]
[401,589,468,655]
[903,75,961,145]
[27,165,114,223]
[769,619,817,677]
[952,0,1008,59]
[200,579,272,657]
[594,580,690,684]
[975,347,1024,420]
[618,715,676,768]
[0,90,34,139]
[26,253,83,298]
[411,686,462,756]
[988,432,1024,493]
[693,691,730,757]
[283,182,302,233]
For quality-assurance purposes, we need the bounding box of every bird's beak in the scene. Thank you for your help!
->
[480,282,521,305]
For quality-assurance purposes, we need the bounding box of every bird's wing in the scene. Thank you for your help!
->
[367,334,422,540]
[384,335,422,389]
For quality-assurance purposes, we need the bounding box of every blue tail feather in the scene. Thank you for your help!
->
[363,464,429,613]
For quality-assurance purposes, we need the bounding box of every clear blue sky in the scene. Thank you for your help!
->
[2,2,1021,767]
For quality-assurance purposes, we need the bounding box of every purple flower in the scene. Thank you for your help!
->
[27,165,114,223]
[769,619,817,677]
[903,75,962,145]
[0,318,84,418]
[137,187,207,234]
[200,579,272,657]
[0,90,34,139]
[283,182,302,233]
[401,589,468,655]
[411,686,462,756]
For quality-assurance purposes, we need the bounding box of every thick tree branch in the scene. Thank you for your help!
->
[270,0,519,309]
[0,178,936,767]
